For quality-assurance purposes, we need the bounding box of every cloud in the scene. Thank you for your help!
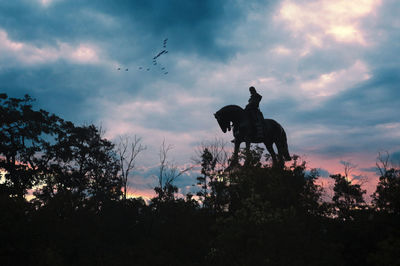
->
[360,166,379,173]
[0,1,245,64]
[316,168,330,178]
[37,0,61,8]
[0,28,112,68]
[271,45,292,55]
[277,0,381,46]
[391,151,400,163]
[299,60,371,102]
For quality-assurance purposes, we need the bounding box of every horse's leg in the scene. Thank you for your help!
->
[230,139,240,166]
[265,142,277,166]
[276,142,288,168]
[282,140,291,161]
[277,147,284,168]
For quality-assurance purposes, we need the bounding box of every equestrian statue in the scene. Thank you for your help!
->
[214,86,291,167]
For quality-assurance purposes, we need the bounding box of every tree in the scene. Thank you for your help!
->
[196,148,214,205]
[35,123,122,210]
[193,138,230,210]
[154,140,191,202]
[331,174,366,219]
[116,135,146,200]
[238,144,265,168]
[206,151,337,266]
[193,138,230,169]
[340,160,357,180]
[372,153,400,214]
[0,94,62,198]
[196,147,229,211]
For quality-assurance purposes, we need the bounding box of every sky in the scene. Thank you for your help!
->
[1,0,399,200]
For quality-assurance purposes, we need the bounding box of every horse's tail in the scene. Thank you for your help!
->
[279,126,291,161]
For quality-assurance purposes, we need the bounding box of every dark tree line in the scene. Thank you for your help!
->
[1,94,400,265]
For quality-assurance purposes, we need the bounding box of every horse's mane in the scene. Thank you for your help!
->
[216,105,243,115]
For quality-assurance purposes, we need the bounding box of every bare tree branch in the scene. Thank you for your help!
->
[341,160,357,179]
[192,137,230,171]
[117,135,146,200]
[157,139,192,200]
[376,151,390,177]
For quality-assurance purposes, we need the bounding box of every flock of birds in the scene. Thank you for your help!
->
[116,38,169,75]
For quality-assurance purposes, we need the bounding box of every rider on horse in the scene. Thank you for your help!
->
[245,86,264,139]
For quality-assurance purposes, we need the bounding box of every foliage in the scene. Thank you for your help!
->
[0,94,62,198]
[372,167,400,214]
[34,123,122,210]
[331,174,366,219]
[196,147,229,212]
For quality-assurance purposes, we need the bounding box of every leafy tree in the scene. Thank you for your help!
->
[194,138,229,212]
[372,167,400,214]
[35,123,122,210]
[331,174,366,219]
[196,147,229,211]
[207,152,338,266]
[196,148,215,205]
[0,94,62,198]
[238,145,265,168]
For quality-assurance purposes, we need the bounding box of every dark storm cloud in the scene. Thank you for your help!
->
[0,0,245,62]
[297,47,360,78]
[261,97,298,119]
[390,151,400,164]
[0,63,124,123]
[0,0,250,126]
[98,0,243,58]
[283,58,400,128]
[279,58,400,157]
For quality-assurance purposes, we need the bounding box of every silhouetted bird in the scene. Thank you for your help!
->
[125,68,128,71]
[133,38,169,74]
[153,50,167,60]
[117,68,121,70]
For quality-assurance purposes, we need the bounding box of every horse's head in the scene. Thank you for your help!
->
[214,112,231,133]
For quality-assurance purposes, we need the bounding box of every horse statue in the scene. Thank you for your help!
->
[214,105,291,167]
